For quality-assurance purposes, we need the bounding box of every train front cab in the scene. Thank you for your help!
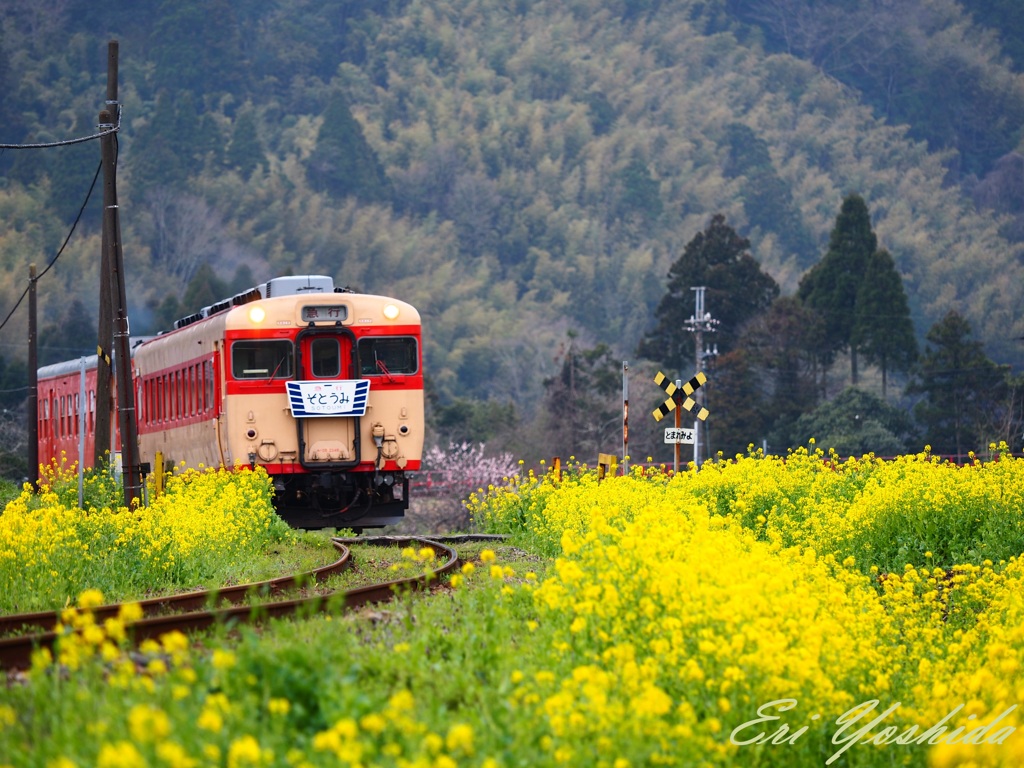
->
[224,299,423,530]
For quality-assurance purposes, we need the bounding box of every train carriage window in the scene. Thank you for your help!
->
[311,338,340,378]
[232,340,293,380]
[358,337,419,376]
[204,359,214,411]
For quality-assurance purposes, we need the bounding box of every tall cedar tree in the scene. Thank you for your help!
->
[638,214,779,373]
[851,248,917,396]
[308,90,391,203]
[225,107,265,180]
[907,310,1007,461]
[798,194,878,385]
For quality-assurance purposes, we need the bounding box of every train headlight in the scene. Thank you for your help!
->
[383,303,400,321]
[249,306,266,323]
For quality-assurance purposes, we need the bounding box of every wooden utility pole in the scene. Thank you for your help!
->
[99,39,141,506]
[93,41,117,468]
[27,264,38,487]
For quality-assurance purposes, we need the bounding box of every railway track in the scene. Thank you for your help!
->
[0,535,501,671]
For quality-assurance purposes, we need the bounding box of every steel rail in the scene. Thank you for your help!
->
[0,536,460,670]
[0,539,353,637]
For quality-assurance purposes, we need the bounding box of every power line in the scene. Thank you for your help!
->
[0,106,121,150]
[0,159,103,335]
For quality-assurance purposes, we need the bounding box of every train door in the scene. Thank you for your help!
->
[295,330,360,466]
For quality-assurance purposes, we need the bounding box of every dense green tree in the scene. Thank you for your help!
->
[614,153,663,226]
[736,296,825,451]
[584,91,616,135]
[791,387,917,457]
[224,106,265,179]
[38,298,95,366]
[145,293,182,335]
[44,119,101,226]
[307,90,391,204]
[705,349,771,459]
[728,0,1024,178]
[907,310,1008,461]
[0,353,27,410]
[148,0,245,97]
[798,194,878,384]
[130,91,209,195]
[181,264,228,314]
[638,214,779,373]
[721,123,815,268]
[543,333,621,460]
[0,31,24,177]
[959,0,1024,70]
[851,248,917,396]
[228,264,257,295]
[429,397,518,446]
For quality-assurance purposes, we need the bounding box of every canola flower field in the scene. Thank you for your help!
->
[3,448,1024,766]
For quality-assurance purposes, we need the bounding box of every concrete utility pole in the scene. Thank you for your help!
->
[684,287,718,465]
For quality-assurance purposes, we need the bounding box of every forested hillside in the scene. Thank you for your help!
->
[1,0,1023,465]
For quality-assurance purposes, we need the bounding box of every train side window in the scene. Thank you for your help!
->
[232,340,293,379]
[311,338,340,378]
[204,360,214,411]
[358,337,418,376]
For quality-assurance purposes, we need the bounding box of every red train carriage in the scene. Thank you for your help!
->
[36,358,105,471]
[36,275,424,530]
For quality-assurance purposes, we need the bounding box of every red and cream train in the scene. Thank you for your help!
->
[36,275,424,529]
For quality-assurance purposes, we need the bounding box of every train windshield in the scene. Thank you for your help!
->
[311,338,340,377]
[232,340,293,379]
[358,337,418,376]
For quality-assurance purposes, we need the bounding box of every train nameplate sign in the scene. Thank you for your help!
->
[286,380,370,417]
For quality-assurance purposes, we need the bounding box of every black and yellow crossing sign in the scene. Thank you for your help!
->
[652,371,709,422]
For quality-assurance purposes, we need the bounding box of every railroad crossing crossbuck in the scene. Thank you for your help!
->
[652,371,709,422]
